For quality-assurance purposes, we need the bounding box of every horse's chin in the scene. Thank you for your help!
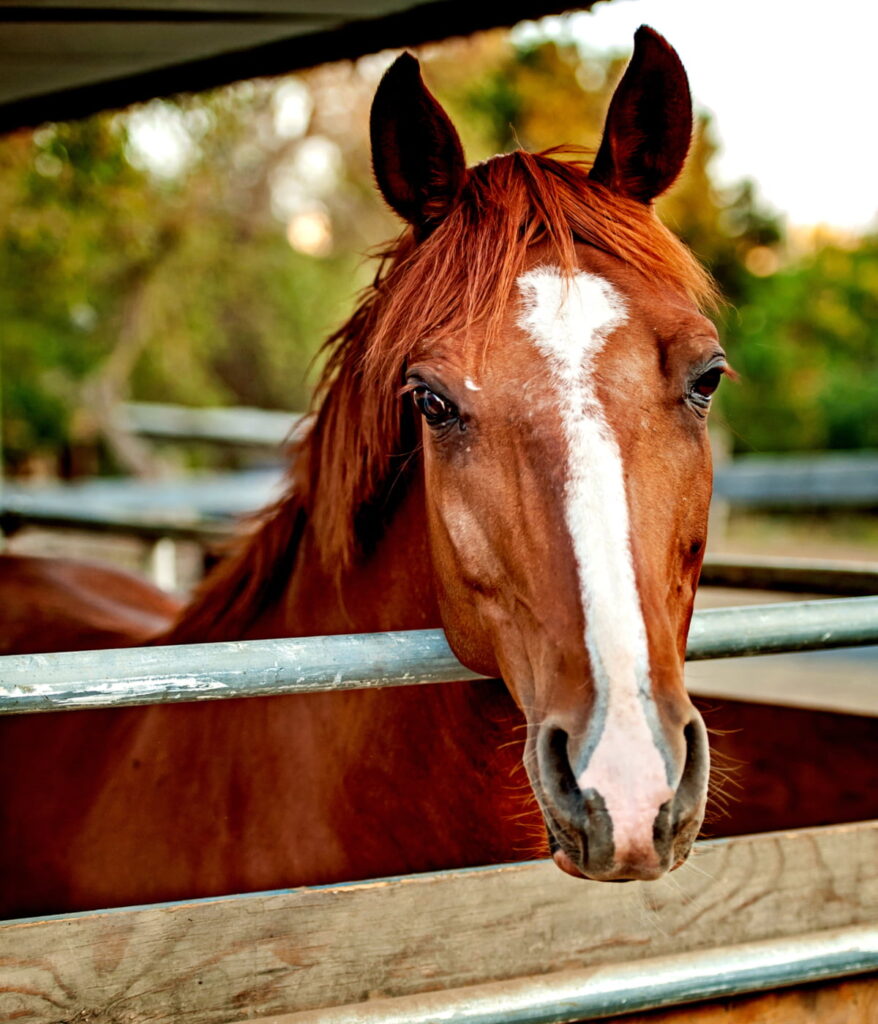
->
[552,846,660,883]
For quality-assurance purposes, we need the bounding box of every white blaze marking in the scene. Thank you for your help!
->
[517,267,673,863]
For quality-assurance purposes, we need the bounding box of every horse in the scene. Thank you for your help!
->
[0,27,727,918]
[0,554,181,655]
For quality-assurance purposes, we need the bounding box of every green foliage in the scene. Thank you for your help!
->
[0,117,158,464]
[0,91,367,472]
[659,122,783,305]
[721,239,878,452]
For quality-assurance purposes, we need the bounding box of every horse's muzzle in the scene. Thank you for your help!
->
[534,711,710,882]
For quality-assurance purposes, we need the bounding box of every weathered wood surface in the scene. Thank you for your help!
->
[119,402,303,449]
[713,450,878,509]
[698,554,878,597]
[2,821,876,1024]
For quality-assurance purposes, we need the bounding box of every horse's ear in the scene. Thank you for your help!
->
[370,52,466,234]
[590,26,692,204]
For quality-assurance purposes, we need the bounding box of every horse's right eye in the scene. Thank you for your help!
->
[413,386,458,428]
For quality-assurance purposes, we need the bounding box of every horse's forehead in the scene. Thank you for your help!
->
[428,251,702,383]
[515,265,628,369]
[515,242,700,330]
[505,255,708,369]
[434,265,642,394]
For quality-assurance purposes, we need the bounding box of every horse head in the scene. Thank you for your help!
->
[367,28,726,882]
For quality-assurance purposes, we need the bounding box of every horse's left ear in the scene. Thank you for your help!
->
[590,26,692,204]
[370,52,467,235]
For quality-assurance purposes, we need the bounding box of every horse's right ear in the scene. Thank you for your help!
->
[370,53,467,235]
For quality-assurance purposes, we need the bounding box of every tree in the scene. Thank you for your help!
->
[0,85,369,474]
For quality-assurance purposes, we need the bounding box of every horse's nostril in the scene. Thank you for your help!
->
[537,724,591,831]
[545,727,579,798]
[652,798,673,850]
[673,714,710,828]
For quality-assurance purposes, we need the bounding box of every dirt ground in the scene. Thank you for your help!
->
[710,509,878,564]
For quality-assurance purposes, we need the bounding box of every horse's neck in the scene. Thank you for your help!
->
[232,471,531,833]
[160,470,538,876]
[248,470,444,641]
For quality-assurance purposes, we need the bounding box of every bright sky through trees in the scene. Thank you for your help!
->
[516,0,878,231]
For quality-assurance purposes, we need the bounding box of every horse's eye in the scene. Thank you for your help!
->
[413,386,458,427]
[688,366,723,412]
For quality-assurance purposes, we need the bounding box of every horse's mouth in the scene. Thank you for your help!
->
[529,748,701,881]
[530,773,608,881]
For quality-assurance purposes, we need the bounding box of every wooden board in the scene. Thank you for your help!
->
[2,821,876,1024]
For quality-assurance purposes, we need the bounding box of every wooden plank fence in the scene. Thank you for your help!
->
[117,402,305,449]
[1,821,876,1023]
[117,403,878,508]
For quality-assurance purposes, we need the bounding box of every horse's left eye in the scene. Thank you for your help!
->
[688,367,723,412]
[413,386,458,427]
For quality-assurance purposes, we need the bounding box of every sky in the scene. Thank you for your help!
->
[514,0,878,232]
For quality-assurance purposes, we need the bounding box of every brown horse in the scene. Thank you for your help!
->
[0,28,727,918]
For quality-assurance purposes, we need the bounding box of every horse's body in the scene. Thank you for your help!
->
[1,29,728,917]
[0,554,180,655]
[2,478,535,915]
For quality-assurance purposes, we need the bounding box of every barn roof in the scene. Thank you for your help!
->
[0,0,587,132]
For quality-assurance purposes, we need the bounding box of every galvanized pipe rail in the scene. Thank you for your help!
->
[1,595,876,715]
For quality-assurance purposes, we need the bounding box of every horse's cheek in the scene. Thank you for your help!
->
[421,480,509,674]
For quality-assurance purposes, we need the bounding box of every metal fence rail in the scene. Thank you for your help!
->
[1,596,876,716]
